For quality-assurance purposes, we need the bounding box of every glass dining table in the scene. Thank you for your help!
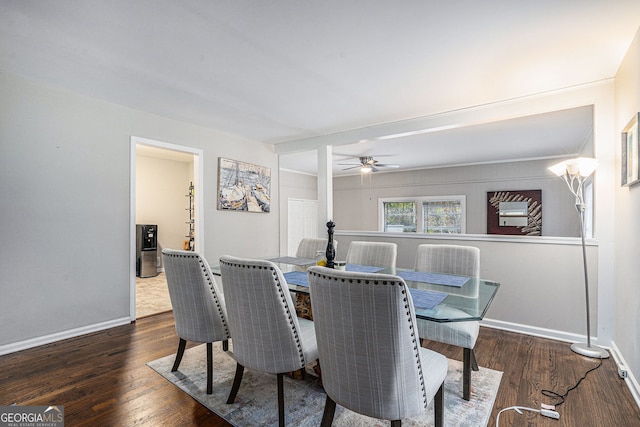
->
[210,256,500,323]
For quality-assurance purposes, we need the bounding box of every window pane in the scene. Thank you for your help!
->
[423,201,461,233]
[383,202,417,232]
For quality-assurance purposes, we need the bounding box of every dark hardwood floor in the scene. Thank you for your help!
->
[1,311,638,426]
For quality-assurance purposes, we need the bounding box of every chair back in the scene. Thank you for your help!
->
[161,248,230,344]
[295,237,337,259]
[414,244,479,277]
[345,241,397,269]
[308,266,428,421]
[219,255,312,373]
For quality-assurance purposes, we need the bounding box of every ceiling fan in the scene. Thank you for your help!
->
[339,156,400,173]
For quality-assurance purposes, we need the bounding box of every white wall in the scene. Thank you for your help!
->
[334,232,599,342]
[333,158,584,237]
[614,26,640,397]
[0,73,279,352]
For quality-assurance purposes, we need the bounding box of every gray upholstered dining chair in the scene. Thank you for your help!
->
[218,255,319,427]
[295,237,338,259]
[414,244,480,401]
[345,241,397,269]
[161,248,230,395]
[294,237,338,274]
[293,237,337,319]
[308,266,447,427]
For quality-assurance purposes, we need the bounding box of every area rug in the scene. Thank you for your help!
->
[147,342,502,426]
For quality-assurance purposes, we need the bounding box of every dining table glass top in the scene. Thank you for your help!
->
[210,256,500,323]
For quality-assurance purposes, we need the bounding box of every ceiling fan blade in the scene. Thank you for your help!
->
[338,156,400,172]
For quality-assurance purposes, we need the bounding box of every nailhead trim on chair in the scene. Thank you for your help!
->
[270,266,306,364]
[198,256,230,339]
[308,269,428,406]
[165,252,231,340]
[219,259,307,367]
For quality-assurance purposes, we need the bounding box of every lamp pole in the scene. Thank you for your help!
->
[550,158,609,359]
[570,191,608,358]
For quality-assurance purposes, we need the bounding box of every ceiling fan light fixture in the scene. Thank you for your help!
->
[339,155,398,173]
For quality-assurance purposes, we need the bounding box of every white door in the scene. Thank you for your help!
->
[287,198,318,256]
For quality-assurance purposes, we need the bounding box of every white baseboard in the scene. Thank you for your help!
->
[0,317,131,356]
[610,341,640,410]
[480,317,605,346]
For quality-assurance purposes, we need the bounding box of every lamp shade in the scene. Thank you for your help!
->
[549,157,598,178]
[360,165,372,173]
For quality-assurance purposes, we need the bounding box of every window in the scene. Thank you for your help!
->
[382,201,417,232]
[423,199,463,233]
[380,196,466,234]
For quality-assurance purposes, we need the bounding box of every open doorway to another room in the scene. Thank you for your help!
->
[130,137,203,320]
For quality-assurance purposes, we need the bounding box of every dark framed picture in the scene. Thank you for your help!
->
[487,190,542,236]
[622,113,640,187]
[217,158,271,212]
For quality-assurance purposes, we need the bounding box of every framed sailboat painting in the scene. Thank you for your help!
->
[217,157,271,212]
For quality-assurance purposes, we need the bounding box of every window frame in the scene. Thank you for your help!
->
[379,195,467,234]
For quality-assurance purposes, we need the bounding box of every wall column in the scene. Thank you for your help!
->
[317,145,333,237]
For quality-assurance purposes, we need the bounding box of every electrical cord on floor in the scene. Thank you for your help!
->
[541,356,603,406]
[496,406,556,427]
[496,356,603,425]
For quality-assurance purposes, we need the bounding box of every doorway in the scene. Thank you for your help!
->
[129,136,204,320]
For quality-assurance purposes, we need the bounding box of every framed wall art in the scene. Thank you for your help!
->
[622,112,640,187]
[217,157,271,213]
[487,190,542,236]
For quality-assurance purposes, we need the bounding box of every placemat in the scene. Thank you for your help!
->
[398,271,468,287]
[346,264,385,273]
[283,271,309,287]
[408,288,448,309]
[267,256,317,266]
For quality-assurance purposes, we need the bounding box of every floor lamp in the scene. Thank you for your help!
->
[549,157,609,358]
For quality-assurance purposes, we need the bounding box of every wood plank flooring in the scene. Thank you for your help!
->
[1,312,638,426]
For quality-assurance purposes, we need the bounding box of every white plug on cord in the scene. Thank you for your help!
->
[540,403,560,419]
[541,408,560,419]
[496,405,560,427]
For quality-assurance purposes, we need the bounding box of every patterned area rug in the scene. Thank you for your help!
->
[147,342,502,426]
[136,272,172,318]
